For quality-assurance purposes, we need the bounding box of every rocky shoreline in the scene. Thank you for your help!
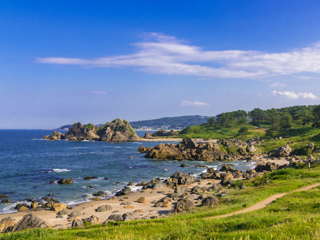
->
[0,156,297,233]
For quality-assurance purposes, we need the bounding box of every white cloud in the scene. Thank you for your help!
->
[270,82,286,87]
[86,91,106,95]
[272,90,317,99]
[37,33,320,79]
[180,101,209,107]
[298,92,318,99]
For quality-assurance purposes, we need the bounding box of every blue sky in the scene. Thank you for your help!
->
[1,0,320,129]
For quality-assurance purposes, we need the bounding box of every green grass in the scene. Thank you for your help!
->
[177,124,265,140]
[3,165,320,239]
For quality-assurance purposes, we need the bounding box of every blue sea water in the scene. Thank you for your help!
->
[0,130,256,214]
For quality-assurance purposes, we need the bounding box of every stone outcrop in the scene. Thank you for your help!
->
[0,217,15,233]
[144,129,178,139]
[43,119,139,142]
[174,199,195,213]
[269,145,292,157]
[170,172,195,185]
[141,138,245,161]
[201,197,219,207]
[12,214,50,232]
[98,119,139,142]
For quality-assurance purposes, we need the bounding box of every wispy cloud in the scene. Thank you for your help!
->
[180,101,209,107]
[270,82,286,87]
[86,91,107,95]
[272,90,317,99]
[37,33,320,79]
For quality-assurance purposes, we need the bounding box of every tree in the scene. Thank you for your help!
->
[312,105,320,127]
[280,114,292,132]
[238,126,249,138]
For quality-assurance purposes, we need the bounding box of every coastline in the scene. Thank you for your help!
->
[0,157,289,230]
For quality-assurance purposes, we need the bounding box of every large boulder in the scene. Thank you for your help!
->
[122,212,140,221]
[246,145,257,153]
[170,172,195,185]
[51,203,66,212]
[116,187,132,196]
[72,219,84,228]
[0,217,15,233]
[255,162,279,172]
[202,197,219,207]
[98,119,139,142]
[308,143,315,151]
[174,199,195,213]
[275,145,292,157]
[96,205,112,212]
[12,214,50,232]
[220,164,236,172]
[107,214,124,222]
[82,215,101,224]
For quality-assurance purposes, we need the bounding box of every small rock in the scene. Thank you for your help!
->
[136,197,147,204]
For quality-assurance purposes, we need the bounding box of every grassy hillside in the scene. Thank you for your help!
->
[3,163,320,239]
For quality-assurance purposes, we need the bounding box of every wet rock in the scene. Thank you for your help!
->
[57,178,73,184]
[0,194,8,199]
[93,191,107,197]
[30,202,38,210]
[220,164,236,172]
[116,187,132,196]
[84,176,98,180]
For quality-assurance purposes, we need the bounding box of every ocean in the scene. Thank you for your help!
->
[0,130,255,214]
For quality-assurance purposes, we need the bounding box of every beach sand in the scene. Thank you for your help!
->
[0,157,289,230]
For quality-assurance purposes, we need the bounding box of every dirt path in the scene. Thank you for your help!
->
[207,182,320,220]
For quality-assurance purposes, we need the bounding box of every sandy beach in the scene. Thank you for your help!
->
[0,179,220,229]
[0,157,290,230]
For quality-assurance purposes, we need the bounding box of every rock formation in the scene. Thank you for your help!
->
[12,214,50,232]
[43,119,139,142]
[98,118,139,142]
[139,138,253,161]
[143,129,178,139]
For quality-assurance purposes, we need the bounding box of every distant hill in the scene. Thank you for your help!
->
[130,115,211,130]
[56,115,212,131]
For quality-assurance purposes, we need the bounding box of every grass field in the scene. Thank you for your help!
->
[2,163,320,239]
